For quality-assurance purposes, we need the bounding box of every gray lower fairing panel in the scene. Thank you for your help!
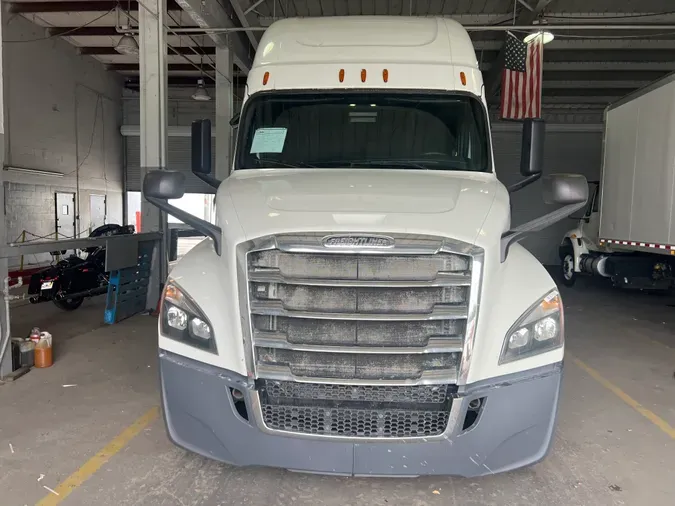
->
[159,351,562,477]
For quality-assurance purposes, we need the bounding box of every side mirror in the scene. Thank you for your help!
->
[501,173,589,262]
[191,119,221,189]
[507,119,545,193]
[143,170,185,200]
[520,119,545,176]
[142,170,222,255]
[542,174,588,205]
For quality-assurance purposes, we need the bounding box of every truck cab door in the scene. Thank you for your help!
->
[580,183,600,243]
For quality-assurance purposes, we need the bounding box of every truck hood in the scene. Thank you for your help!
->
[221,169,502,245]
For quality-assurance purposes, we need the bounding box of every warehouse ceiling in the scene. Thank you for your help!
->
[8,0,675,116]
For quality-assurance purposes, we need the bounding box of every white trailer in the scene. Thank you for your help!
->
[561,73,675,289]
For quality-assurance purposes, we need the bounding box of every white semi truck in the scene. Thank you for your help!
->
[143,17,588,477]
[561,73,675,290]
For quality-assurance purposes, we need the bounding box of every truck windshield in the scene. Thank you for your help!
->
[235,92,490,172]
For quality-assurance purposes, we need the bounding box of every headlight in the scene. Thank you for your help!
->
[499,290,563,364]
[161,281,216,353]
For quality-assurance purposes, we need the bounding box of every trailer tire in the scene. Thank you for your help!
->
[54,297,84,311]
[560,241,577,287]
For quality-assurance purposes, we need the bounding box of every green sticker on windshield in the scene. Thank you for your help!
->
[250,127,287,154]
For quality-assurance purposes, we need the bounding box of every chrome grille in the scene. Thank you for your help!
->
[244,233,479,438]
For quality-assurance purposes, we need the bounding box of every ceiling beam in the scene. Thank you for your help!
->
[124,76,246,88]
[228,0,259,50]
[7,1,180,13]
[78,45,216,55]
[542,80,651,89]
[478,49,675,64]
[538,70,669,81]
[110,63,246,76]
[482,61,675,72]
[175,0,253,73]
[48,26,207,36]
[542,88,630,97]
[481,69,668,82]
[109,63,216,72]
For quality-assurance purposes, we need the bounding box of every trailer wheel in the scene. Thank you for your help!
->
[54,297,84,311]
[560,242,577,287]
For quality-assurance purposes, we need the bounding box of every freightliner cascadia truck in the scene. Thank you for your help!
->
[143,17,588,477]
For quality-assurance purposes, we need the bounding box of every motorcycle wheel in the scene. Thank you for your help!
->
[53,297,84,311]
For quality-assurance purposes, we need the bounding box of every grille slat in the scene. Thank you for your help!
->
[253,331,464,354]
[252,317,465,347]
[249,269,471,287]
[256,348,459,380]
[250,300,468,321]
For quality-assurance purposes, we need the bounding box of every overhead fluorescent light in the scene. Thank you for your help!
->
[4,166,64,178]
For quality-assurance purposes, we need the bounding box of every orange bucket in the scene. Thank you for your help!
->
[34,345,53,368]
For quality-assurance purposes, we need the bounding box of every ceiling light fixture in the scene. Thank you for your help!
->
[115,1,139,55]
[116,32,139,55]
[192,55,212,101]
[524,30,555,44]
[192,78,211,101]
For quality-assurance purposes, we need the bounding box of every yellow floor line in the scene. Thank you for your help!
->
[570,355,675,440]
[35,406,160,506]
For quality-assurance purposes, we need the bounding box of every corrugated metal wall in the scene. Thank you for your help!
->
[125,136,217,193]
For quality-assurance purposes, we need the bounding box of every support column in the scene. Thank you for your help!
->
[139,0,168,306]
[215,45,233,181]
[0,9,10,377]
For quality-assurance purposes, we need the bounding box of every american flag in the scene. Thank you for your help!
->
[500,33,543,120]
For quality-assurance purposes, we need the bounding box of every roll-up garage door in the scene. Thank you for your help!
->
[491,126,603,265]
[125,136,217,194]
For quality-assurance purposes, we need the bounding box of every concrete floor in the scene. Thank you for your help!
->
[1,279,674,505]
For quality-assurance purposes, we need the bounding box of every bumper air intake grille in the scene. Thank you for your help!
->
[259,380,452,438]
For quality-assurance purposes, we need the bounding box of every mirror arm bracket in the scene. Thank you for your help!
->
[507,173,541,193]
[146,196,222,256]
[500,200,587,263]
[195,172,222,190]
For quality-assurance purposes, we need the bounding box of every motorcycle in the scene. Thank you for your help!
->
[27,224,136,311]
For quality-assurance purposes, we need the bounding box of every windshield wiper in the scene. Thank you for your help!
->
[252,158,315,168]
[361,160,431,170]
[314,159,431,170]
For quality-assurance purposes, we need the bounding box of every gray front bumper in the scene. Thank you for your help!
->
[159,351,562,477]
